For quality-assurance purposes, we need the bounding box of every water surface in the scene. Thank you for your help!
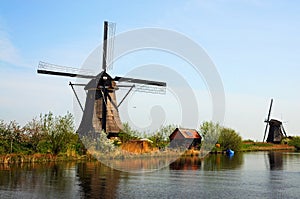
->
[0,151,299,199]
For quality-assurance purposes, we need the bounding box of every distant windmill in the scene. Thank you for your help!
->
[37,21,167,138]
[263,99,287,143]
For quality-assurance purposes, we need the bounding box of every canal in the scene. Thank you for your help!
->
[0,151,299,198]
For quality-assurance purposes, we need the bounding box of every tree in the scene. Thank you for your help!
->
[40,112,76,155]
[200,121,221,151]
[118,123,140,143]
[148,124,176,149]
[23,118,44,153]
[0,113,86,155]
[199,121,242,152]
[218,127,242,151]
[0,120,10,154]
[0,120,24,154]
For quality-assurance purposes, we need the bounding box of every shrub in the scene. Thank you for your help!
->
[200,121,221,151]
[0,112,86,156]
[118,123,140,143]
[218,127,242,151]
[96,131,115,153]
[243,139,254,143]
[40,112,76,155]
[199,121,242,152]
[288,136,300,150]
[148,124,176,149]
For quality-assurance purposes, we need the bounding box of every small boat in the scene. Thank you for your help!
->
[226,149,234,155]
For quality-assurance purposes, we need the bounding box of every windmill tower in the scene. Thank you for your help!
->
[263,99,287,143]
[37,21,166,138]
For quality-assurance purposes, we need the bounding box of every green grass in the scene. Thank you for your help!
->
[240,142,273,151]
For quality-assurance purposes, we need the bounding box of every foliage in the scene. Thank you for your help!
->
[23,117,44,152]
[0,120,10,154]
[118,123,176,150]
[200,121,221,142]
[199,121,242,152]
[288,136,300,150]
[218,127,242,151]
[252,142,273,147]
[0,114,247,156]
[40,112,76,155]
[118,123,140,143]
[148,124,176,149]
[0,112,84,155]
[0,120,30,154]
[243,139,254,143]
[200,121,221,151]
[96,131,115,153]
[281,137,292,145]
[240,142,273,151]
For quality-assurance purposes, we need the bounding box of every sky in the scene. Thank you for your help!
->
[1,0,300,141]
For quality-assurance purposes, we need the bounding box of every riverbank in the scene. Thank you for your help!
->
[240,142,295,152]
[184,143,295,156]
[0,153,95,164]
[0,143,296,164]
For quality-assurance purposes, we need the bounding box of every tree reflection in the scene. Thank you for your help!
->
[203,153,244,171]
[0,162,78,198]
[169,153,244,171]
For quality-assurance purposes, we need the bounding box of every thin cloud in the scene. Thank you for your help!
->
[0,68,73,125]
[0,30,23,66]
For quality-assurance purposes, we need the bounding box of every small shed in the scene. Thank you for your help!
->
[169,128,202,149]
[121,139,153,154]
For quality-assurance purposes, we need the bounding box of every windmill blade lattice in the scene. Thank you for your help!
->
[37,61,96,79]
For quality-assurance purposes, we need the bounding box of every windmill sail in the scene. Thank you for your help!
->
[95,89,122,133]
[37,61,95,79]
[37,21,166,137]
[263,99,273,142]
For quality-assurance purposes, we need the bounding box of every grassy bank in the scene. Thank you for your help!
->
[184,142,296,156]
[240,142,295,152]
[0,142,296,164]
[0,153,95,164]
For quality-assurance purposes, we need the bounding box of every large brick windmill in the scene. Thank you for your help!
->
[37,21,166,138]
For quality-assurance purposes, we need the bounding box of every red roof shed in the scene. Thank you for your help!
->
[169,128,202,149]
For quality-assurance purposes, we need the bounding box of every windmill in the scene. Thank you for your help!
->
[263,99,287,143]
[37,21,167,138]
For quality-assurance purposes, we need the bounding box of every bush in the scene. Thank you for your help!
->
[199,121,242,152]
[40,112,76,155]
[118,123,140,143]
[218,127,242,151]
[200,121,221,152]
[243,139,254,143]
[148,124,176,149]
[37,140,52,153]
[288,136,300,150]
[96,131,115,153]
[0,112,85,155]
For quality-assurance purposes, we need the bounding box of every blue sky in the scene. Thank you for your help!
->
[1,0,300,140]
